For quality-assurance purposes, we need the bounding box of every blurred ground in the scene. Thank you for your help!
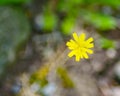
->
[1,28,120,96]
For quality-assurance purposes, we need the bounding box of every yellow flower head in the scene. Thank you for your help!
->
[66,32,94,62]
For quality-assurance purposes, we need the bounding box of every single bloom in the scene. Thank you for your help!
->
[66,32,94,61]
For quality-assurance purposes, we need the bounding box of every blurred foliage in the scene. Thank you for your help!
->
[99,37,115,49]
[61,16,75,35]
[83,12,116,30]
[2,0,119,34]
[40,0,120,34]
[43,11,58,31]
[30,64,50,87]
[0,6,30,76]
[57,67,74,88]
[0,0,31,5]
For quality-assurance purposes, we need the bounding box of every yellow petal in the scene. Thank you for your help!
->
[70,39,77,45]
[67,46,73,50]
[86,43,94,48]
[66,42,71,46]
[68,50,76,57]
[75,55,80,61]
[85,48,93,54]
[70,40,78,48]
[80,54,83,58]
[66,40,76,48]
[73,32,79,42]
[79,50,83,59]
[82,52,89,59]
[66,42,74,47]
[86,37,93,43]
[79,33,86,41]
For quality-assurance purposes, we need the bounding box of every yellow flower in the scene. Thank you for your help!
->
[66,32,94,61]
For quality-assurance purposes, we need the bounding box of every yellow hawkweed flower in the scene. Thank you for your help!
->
[66,32,94,61]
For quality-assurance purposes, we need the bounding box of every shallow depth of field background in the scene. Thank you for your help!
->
[0,0,120,96]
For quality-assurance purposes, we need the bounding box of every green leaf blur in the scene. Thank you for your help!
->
[38,0,120,34]
[0,0,31,5]
[100,38,115,49]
